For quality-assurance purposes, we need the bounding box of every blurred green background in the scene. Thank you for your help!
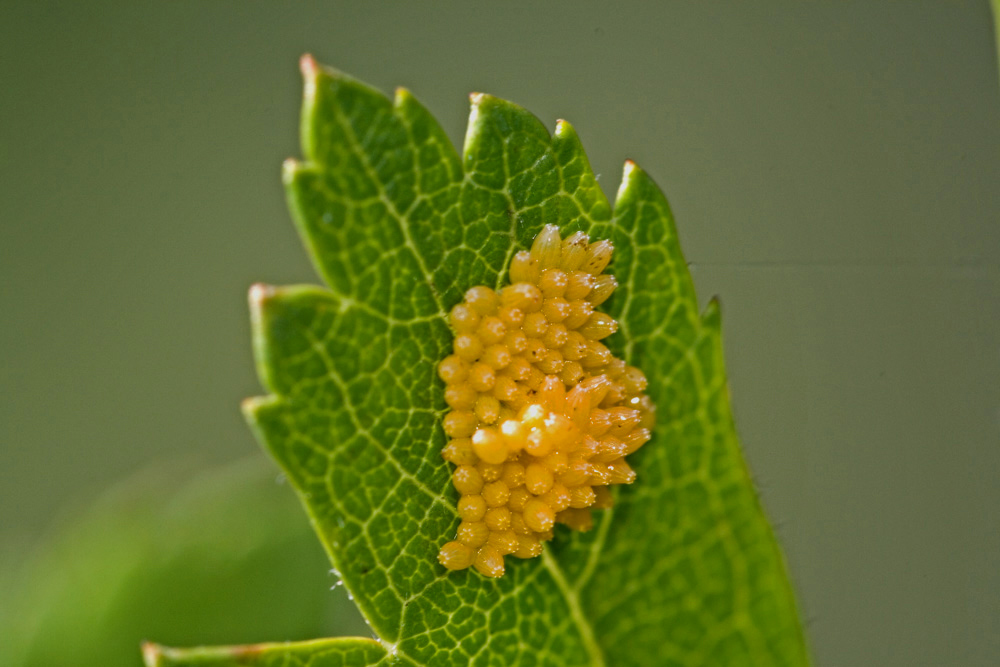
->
[1,1,998,665]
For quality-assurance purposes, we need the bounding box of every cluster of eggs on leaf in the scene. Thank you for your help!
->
[437,225,655,577]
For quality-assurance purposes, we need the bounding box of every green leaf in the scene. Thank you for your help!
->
[153,57,809,666]
[992,0,1000,91]
[0,458,367,667]
[143,638,386,667]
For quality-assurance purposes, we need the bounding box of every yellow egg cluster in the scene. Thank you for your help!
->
[436,225,655,578]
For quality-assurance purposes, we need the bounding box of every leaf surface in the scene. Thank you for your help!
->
[153,57,808,666]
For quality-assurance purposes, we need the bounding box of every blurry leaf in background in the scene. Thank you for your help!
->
[992,0,1000,89]
[0,457,369,667]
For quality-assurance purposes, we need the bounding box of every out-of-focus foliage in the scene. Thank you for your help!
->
[0,458,369,667]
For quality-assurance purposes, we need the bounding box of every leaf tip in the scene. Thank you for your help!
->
[281,158,302,184]
[240,395,264,421]
[553,118,575,137]
[299,53,318,78]
[703,295,722,329]
[394,86,413,105]
[615,159,642,202]
[249,282,276,309]
[140,642,163,667]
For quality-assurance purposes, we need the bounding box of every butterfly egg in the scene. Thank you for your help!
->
[519,403,548,429]
[482,344,512,370]
[452,465,484,495]
[541,484,572,512]
[509,250,537,284]
[580,374,613,404]
[524,366,546,391]
[583,239,614,274]
[525,428,555,457]
[503,356,532,382]
[564,271,596,300]
[560,331,588,362]
[581,341,613,369]
[578,312,618,341]
[574,434,601,459]
[442,438,477,465]
[512,533,543,559]
[542,323,569,350]
[592,486,614,509]
[560,231,590,271]
[501,460,525,486]
[504,392,531,417]
[539,269,568,297]
[543,413,577,450]
[593,435,627,463]
[525,462,554,495]
[453,334,484,362]
[485,506,512,531]
[445,383,478,410]
[540,450,569,474]
[458,495,488,522]
[502,330,528,354]
[465,286,499,316]
[473,544,505,578]
[472,428,507,464]
[438,355,468,383]
[482,480,511,507]
[536,375,565,410]
[438,541,475,571]
[444,411,478,438]
[468,363,496,392]
[600,384,627,409]
[624,428,652,455]
[530,224,563,269]
[587,464,610,485]
[476,316,506,345]
[476,460,504,482]
[488,529,519,555]
[621,366,648,394]
[568,485,596,509]
[498,305,525,328]
[556,508,594,532]
[558,460,593,487]
[497,406,518,423]
[499,418,528,452]
[523,312,549,338]
[560,360,586,387]
[564,299,595,330]
[522,499,556,532]
[449,303,481,333]
[541,297,571,323]
[606,406,643,434]
[607,459,637,484]
[493,375,520,404]
[587,274,618,306]
[474,394,501,425]
[536,350,565,375]
[501,282,543,312]
[457,521,490,547]
[565,388,592,429]
[508,487,532,515]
